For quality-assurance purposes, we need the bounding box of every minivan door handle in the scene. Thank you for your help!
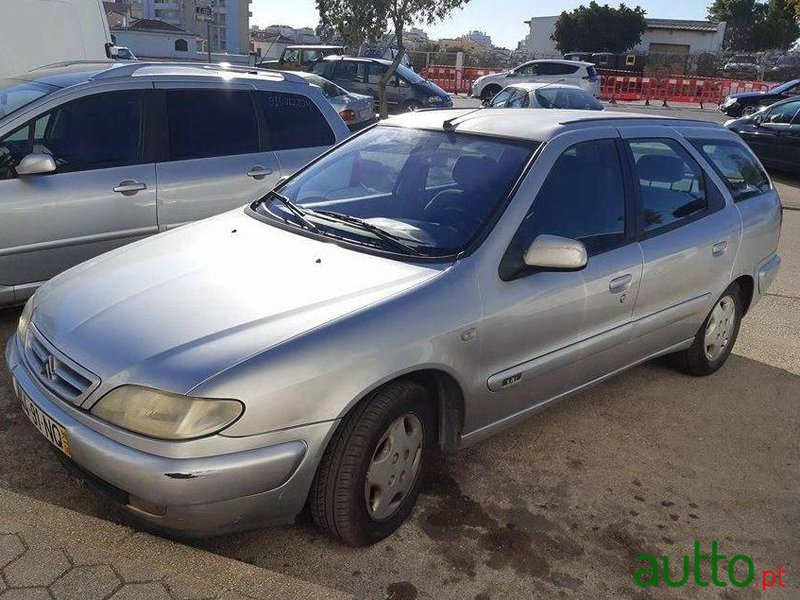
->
[712,241,728,257]
[113,180,147,195]
[609,274,633,295]
[247,166,273,180]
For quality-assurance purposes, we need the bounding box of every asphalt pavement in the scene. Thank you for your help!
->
[0,103,797,599]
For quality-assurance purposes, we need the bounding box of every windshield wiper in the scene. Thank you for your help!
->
[308,209,421,256]
[259,190,319,232]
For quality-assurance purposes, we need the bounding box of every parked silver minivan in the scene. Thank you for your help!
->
[0,61,350,306]
[5,110,782,547]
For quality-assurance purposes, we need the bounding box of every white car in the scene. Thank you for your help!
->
[471,59,601,102]
[487,82,604,111]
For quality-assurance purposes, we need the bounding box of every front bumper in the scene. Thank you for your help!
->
[5,333,337,536]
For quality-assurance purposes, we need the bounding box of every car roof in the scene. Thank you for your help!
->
[506,82,585,92]
[521,58,594,67]
[385,109,721,142]
[9,60,313,89]
[286,45,345,50]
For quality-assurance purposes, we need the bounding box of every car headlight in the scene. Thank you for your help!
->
[428,96,444,103]
[91,385,244,440]
[723,97,737,107]
[18,295,34,340]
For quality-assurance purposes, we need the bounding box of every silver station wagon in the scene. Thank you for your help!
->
[5,109,782,546]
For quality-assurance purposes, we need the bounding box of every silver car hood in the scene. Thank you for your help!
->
[32,209,446,394]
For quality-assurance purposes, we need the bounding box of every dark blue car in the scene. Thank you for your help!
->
[720,79,800,117]
[313,56,452,113]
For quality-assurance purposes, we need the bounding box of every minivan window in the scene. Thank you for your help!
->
[0,90,144,179]
[254,126,535,257]
[536,62,580,76]
[0,79,58,120]
[508,139,626,260]
[627,139,708,232]
[690,138,770,202]
[256,91,335,150]
[165,90,258,161]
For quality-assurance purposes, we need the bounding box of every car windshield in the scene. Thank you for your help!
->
[395,64,423,84]
[252,126,536,257]
[0,79,58,120]
[535,87,603,110]
[301,74,347,99]
[770,79,800,93]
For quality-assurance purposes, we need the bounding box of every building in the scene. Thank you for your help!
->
[250,30,295,60]
[439,37,489,54]
[521,16,727,57]
[110,18,203,58]
[465,30,492,48]
[111,1,251,54]
[258,24,319,45]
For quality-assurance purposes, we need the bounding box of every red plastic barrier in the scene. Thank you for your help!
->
[422,64,774,107]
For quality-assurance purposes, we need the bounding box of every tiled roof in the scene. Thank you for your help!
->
[646,19,721,33]
[124,18,189,34]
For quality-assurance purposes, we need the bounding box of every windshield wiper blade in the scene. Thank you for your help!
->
[261,190,319,232]
[308,209,421,256]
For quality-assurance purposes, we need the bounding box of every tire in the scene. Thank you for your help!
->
[309,380,435,546]
[675,283,742,377]
[741,105,760,117]
[404,100,422,112]
[480,85,501,102]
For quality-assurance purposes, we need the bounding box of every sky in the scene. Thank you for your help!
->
[251,0,711,49]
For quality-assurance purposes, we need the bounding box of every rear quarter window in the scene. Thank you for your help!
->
[689,138,770,202]
[256,91,335,150]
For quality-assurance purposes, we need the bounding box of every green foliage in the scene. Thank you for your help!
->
[551,2,648,54]
[708,0,800,50]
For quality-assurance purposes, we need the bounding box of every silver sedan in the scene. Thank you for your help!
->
[5,109,782,546]
[295,72,378,131]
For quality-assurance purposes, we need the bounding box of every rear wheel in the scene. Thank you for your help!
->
[404,100,422,112]
[675,283,742,376]
[309,380,435,546]
[480,85,502,102]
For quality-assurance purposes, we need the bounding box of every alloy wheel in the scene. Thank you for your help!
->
[704,295,736,362]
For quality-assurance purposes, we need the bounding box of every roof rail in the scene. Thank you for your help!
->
[33,60,117,71]
[88,61,308,84]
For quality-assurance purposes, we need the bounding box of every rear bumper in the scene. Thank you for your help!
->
[5,333,337,536]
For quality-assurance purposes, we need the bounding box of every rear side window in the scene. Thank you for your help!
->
[256,91,335,150]
[165,90,258,161]
[690,138,770,202]
[537,62,580,76]
[509,139,626,258]
[627,139,708,233]
[763,99,800,124]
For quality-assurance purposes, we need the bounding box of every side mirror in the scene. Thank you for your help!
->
[753,112,764,126]
[16,153,56,176]
[523,235,587,270]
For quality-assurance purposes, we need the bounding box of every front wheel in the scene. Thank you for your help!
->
[675,283,742,376]
[309,380,435,546]
[480,85,501,103]
[404,100,422,112]
[741,105,760,117]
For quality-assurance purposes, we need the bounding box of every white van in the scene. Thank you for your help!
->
[0,0,113,79]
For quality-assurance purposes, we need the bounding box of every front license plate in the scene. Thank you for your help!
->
[16,382,71,457]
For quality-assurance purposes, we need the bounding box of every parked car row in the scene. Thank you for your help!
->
[4,93,782,548]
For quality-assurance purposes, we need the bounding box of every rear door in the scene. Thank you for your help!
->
[254,88,338,175]
[619,127,741,358]
[0,85,157,301]
[154,83,281,229]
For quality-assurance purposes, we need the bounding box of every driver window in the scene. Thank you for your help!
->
[762,100,800,124]
[0,91,143,179]
[507,89,528,108]
[508,139,627,259]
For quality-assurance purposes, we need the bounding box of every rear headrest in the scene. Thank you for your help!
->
[452,155,497,190]
[636,154,686,184]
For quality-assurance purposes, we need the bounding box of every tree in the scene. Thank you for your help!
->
[551,2,647,54]
[708,0,800,50]
[318,0,471,118]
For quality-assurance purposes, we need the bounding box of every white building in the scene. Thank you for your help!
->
[116,0,251,54]
[111,18,203,59]
[522,16,727,57]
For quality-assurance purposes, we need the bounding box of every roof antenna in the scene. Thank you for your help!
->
[443,107,484,131]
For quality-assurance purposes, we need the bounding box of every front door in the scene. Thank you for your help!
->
[0,87,158,302]
[474,132,642,432]
[618,129,741,359]
[738,99,800,170]
[154,83,281,229]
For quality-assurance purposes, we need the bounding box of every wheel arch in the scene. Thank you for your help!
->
[732,274,755,315]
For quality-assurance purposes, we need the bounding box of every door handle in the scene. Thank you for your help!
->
[113,180,147,195]
[609,274,633,295]
[247,166,273,180]
[712,241,728,257]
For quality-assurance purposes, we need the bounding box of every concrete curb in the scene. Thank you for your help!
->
[0,487,352,599]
